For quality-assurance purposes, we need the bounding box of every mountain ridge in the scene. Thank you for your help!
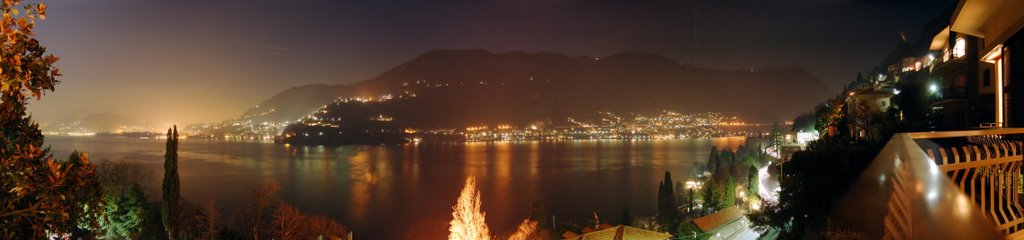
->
[240,49,834,125]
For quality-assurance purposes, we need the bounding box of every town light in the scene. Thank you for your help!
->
[929,83,939,93]
[893,89,901,95]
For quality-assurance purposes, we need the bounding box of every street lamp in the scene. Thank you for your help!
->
[929,83,939,94]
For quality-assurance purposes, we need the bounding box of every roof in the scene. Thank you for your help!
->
[949,0,1024,54]
[562,225,672,240]
[930,27,950,51]
[692,206,744,232]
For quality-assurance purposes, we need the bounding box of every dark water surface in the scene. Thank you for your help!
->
[46,136,744,239]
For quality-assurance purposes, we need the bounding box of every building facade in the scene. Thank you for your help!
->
[929,0,1024,128]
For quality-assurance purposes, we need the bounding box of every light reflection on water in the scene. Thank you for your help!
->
[46,136,744,239]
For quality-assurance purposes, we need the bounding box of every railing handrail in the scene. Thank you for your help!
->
[831,133,1004,239]
[906,128,1024,139]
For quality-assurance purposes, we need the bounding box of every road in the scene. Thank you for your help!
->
[757,164,780,203]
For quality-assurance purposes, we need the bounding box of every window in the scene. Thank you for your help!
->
[952,37,966,58]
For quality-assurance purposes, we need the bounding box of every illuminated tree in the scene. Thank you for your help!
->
[162,126,181,239]
[506,219,538,240]
[0,1,103,238]
[725,176,736,207]
[98,185,148,239]
[449,176,491,240]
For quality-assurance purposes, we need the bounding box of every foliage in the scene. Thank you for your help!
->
[701,178,725,212]
[705,146,719,174]
[0,149,103,238]
[267,201,349,240]
[0,0,78,235]
[162,126,181,238]
[656,171,678,230]
[98,185,148,239]
[197,197,220,240]
[748,136,884,239]
[676,221,709,240]
[97,160,152,194]
[93,160,154,239]
[528,199,548,230]
[450,176,491,240]
[0,2,105,238]
[748,165,760,202]
[249,180,281,240]
[813,99,846,137]
[507,219,539,240]
[302,214,348,240]
[270,203,303,240]
[791,113,816,133]
[725,176,736,207]
[769,122,784,149]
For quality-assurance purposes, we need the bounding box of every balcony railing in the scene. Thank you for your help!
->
[832,128,1024,239]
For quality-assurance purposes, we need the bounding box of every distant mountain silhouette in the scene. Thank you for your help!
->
[39,113,140,133]
[242,49,834,126]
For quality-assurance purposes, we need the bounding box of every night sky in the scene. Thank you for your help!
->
[32,0,954,124]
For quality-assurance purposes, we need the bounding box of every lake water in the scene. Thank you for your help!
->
[45,136,745,239]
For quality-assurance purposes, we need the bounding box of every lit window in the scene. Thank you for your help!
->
[952,38,966,58]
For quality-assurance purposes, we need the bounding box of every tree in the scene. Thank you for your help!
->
[162,126,181,239]
[677,221,709,240]
[748,165,760,203]
[302,215,347,240]
[449,176,491,240]
[527,199,547,230]
[0,1,103,238]
[725,176,736,208]
[702,179,719,213]
[656,171,677,230]
[506,219,539,240]
[706,146,719,174]
[249,180,281,240]
[770,123,784,150]
[748,133,883,239]
[97,160,152,194]
[98,184,148,239]
[270,203,304,240]
[686,188,695,217]
[95,160,153,239]
[198,197,220,240]
[675,181,685,207]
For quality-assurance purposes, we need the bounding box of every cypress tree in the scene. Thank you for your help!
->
[725,176,736,208]
[656,171,677,230]
[687,188,695,217]
[748,165,760,202]
[706,146,719,173]
[162,126,181,239]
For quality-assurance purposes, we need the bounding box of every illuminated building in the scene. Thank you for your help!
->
[928,0,1024,128]
[846,88,894,140]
